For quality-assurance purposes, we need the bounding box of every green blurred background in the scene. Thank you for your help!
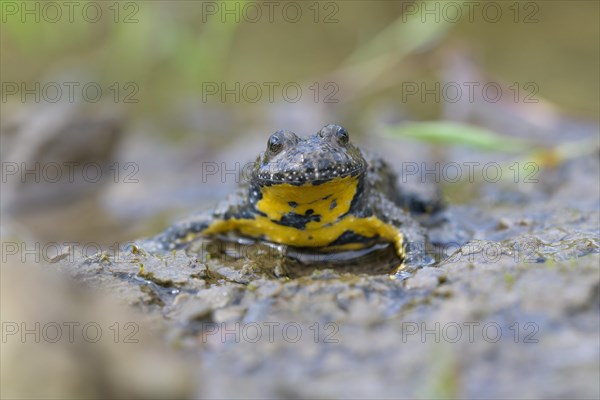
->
[3,0,598,117]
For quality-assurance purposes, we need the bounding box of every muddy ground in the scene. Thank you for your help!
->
[3,136,598,399]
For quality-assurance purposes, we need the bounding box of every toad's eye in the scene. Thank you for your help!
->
[268,134,283,154]
[336,127,349,145]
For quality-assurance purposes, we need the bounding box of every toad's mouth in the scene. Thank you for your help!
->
[256,164,365,186]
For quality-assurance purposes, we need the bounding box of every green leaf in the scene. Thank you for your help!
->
[383,122,533,153]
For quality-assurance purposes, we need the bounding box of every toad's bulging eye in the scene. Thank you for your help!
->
[268,134,283,154]
[336,127,349,144]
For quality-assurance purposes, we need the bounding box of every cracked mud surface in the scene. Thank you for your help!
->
[15,152,595,399]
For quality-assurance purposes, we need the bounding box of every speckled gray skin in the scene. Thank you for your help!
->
[140,124,444,268]
[256,124,366,184]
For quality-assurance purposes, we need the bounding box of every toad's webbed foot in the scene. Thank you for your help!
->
[136,190,253,253]
[372,196,433,270]
[135,212,214,253]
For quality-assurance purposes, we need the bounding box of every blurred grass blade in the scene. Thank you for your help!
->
[344,0,458,66]
[336,0,457,95]
[383,122,533,153]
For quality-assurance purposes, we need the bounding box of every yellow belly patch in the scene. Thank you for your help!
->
[255,175,358,227]
[202,215,403,258]
[200,175,405,259]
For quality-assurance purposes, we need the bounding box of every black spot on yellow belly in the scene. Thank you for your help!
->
[277,211,321,230]
[329,199,337,210]
[328,230,378,246]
